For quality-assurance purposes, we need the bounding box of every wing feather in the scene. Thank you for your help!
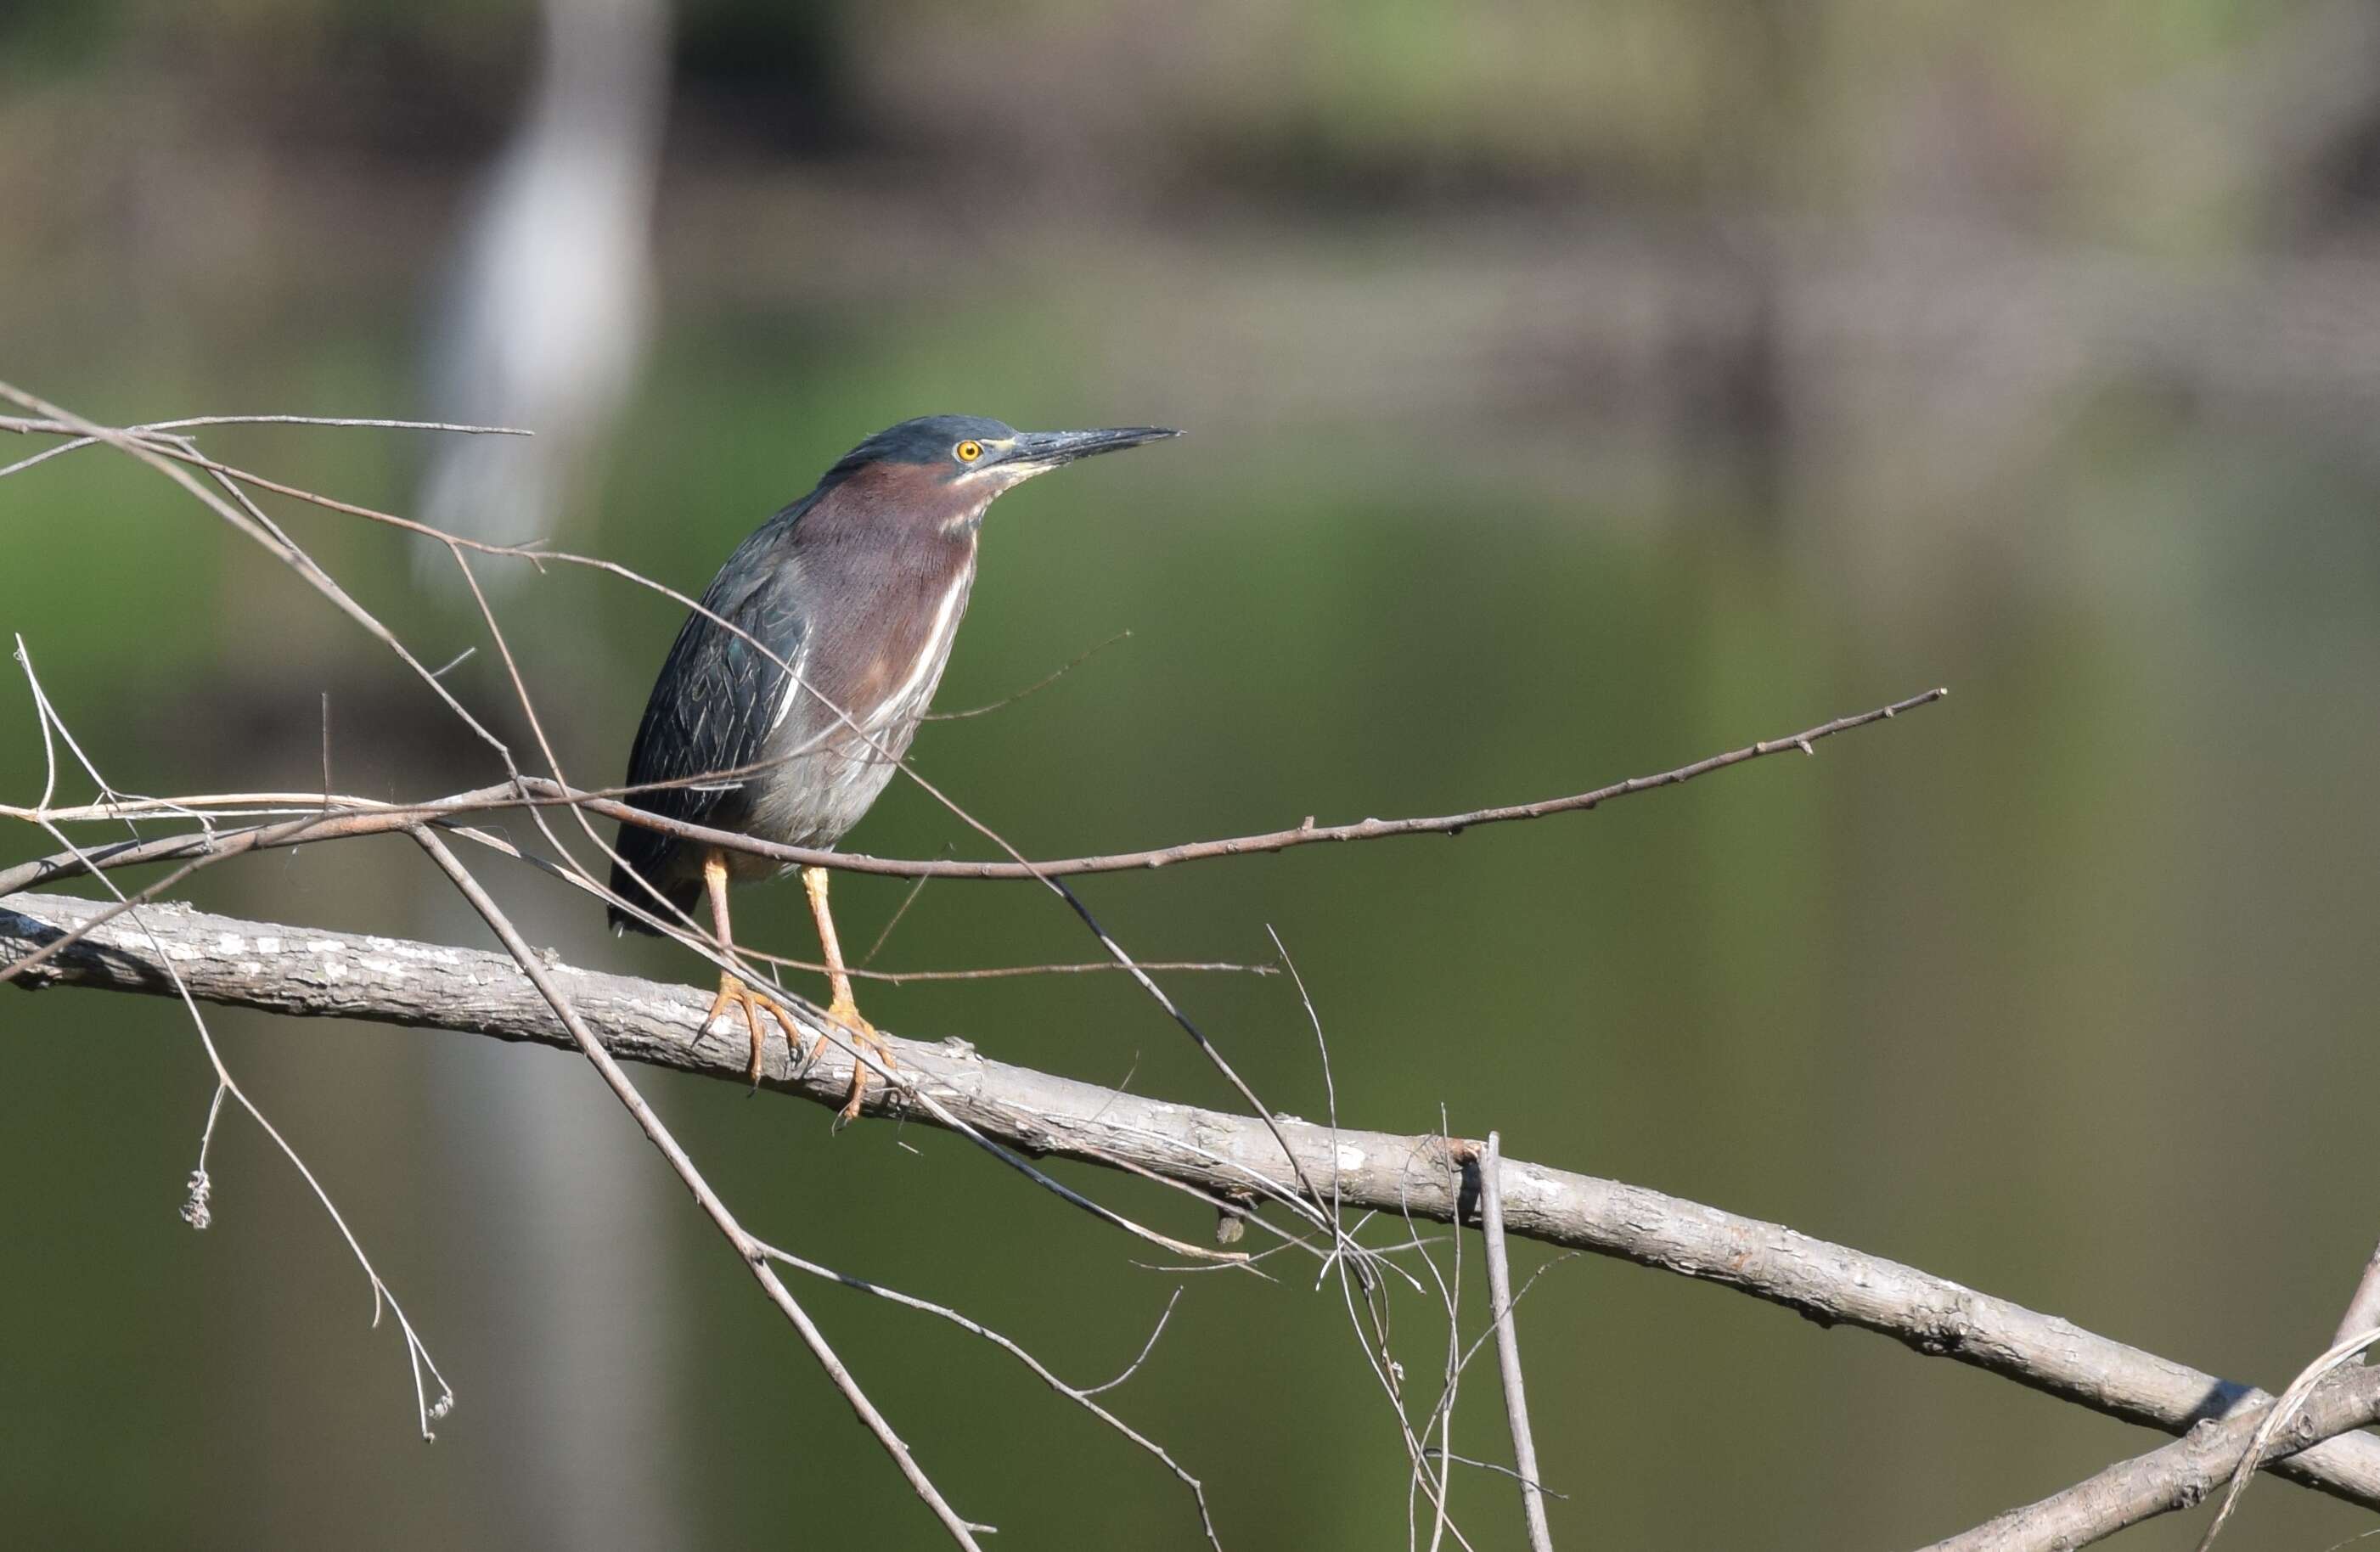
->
[605,541,806,932]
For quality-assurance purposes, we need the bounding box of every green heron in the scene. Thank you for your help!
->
[607,414,1178,1120]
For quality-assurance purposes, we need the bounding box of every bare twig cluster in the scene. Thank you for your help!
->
[8,391,2366,1551]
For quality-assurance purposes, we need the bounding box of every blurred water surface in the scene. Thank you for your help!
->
[6,4,2380,1549]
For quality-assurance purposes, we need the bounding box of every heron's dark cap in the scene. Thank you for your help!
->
[824,417,1179,484]
[840,416,1019,469]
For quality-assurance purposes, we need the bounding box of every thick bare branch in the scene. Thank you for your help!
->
[1919,1365,2380,1552]
[11,886,2380,1512]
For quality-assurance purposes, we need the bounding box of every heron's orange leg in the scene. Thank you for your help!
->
[700,848,803,1086]
[803,863,892,1126]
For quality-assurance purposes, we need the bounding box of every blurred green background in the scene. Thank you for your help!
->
[6,2,2380,1547]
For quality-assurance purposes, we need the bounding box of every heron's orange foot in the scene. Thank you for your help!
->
[824,995,892,1128]
[702,974,804,1088]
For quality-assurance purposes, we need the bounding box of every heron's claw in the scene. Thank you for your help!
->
[703,974,803,1089]
[824,996,893,1129]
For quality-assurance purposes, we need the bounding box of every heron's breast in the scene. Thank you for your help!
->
[858,558,975,731]
[744,547,976,846]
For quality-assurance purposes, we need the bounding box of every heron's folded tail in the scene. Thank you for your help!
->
[607,859,700,937]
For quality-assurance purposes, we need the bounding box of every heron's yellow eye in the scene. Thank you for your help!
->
[954,440,983,464]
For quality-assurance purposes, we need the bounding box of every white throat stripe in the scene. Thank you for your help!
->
[871,565,971,728]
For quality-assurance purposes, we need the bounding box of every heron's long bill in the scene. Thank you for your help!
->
[1009,426,1179,467]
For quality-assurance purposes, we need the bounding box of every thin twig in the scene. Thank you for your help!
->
[924,629,1132,720]
[1276,925,1460,1541]
[1083,1286,1187,1397]
[754,1243,1218,1550]
[554,684,1948,878]
[1422,1451,1573,1499]
[1479,1132,1556,1552]
[10,643,452,1435]
[0,412,526,481]
[733,944,1277,983]
[0,386,520,763]
[0,411,529,436]
[0,689,1947,897]
[858,851,946,966]
[1415,1116,1471,1552]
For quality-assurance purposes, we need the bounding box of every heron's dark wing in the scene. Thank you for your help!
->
[606,548,807,933]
